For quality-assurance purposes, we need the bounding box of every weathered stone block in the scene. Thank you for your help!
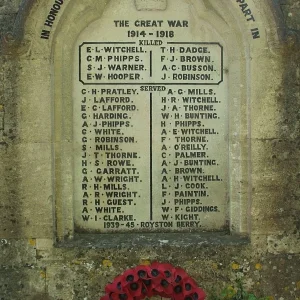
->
[0,239,36,267]
[0,0,21,14]
[0,267,45,300]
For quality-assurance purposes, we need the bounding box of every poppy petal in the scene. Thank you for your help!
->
[193,287,206,300]
[127,281,143,297]
[110,292,121,300]
[174,267,189,279]
[172,284,185,300]
[105,276,123,294]
[182,278,198,296]
[154,278,174,295]
[171,267,190,285]
[148,267,161,279]
[121,269,138,287]
[135,266,150,279]
[158,263,176,283]
[142,278,155,293]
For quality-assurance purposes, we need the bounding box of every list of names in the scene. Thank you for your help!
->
[73,17,228,233]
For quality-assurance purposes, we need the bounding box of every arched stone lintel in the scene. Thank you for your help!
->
[0,0,292,55]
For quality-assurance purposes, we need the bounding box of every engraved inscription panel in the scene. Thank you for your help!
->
[73,0,228,232]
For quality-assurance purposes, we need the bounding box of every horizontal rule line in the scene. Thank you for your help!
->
[79,82,223,86]
[167,42,221,45]
[80,42,136,45]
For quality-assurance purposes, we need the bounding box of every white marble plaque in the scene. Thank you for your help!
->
[73,0,228,233]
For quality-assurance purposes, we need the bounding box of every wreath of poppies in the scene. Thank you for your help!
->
[100,262,206,300]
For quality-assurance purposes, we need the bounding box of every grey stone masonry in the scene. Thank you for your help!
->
[0,0,22,34]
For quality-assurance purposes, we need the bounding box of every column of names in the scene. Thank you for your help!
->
[74,18,228,232]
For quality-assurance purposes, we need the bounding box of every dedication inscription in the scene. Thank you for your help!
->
[73,0,228,232]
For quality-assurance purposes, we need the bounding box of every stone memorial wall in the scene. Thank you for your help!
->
[0,0,300,299]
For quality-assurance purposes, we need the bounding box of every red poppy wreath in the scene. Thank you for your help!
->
[100,262,206,300]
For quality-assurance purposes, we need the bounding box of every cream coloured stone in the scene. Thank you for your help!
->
[0,0,285,239]
[135,0,167,11]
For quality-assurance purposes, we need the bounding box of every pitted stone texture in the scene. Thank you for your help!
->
[281,1,300,30]
[0,268,45,300]
[259,254,300,299]
[46,266,77,300]
[268,234,300,254]
[0,0,21,34]
[0,14,16,33]
[0,239,36,267]
[0,143,53,239]
[0,0,21,14]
